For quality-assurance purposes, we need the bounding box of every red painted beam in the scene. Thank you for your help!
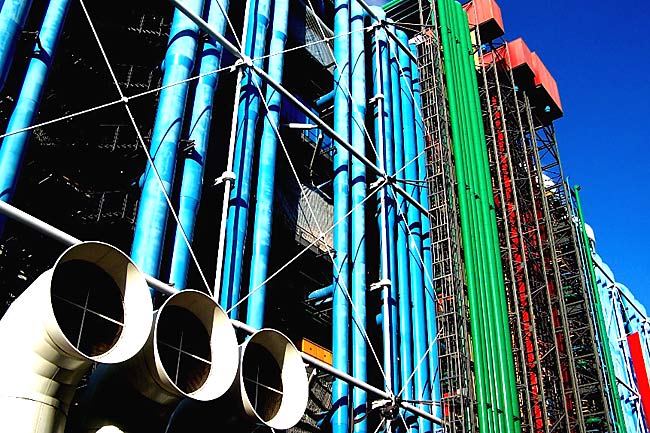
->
[628,332,650,429]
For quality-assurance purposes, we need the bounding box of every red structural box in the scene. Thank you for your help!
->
[463,0,505,42]
[530,52,563,122]
[479,38,535,89]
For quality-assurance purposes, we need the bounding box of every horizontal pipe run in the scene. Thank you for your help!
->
[0,200,442,427]
[168,0,429,218]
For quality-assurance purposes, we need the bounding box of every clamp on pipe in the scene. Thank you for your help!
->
[214,171,236,185]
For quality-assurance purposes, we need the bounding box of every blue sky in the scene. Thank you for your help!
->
[371,0,650,307]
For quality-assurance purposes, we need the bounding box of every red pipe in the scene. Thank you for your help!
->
[628,332,650,429]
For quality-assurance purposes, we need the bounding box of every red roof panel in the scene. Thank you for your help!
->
[463,0,505,42]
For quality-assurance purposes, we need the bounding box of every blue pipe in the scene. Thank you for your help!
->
[316,89,335,108]
[130,0,204,286]
[374,11,401,393]
[332,0,351,431]
[0,0,34,92]
[308,284,335,301]
[169,0,230,290]
[350,2,367,431]
[389,26,415,421]
[0,0,71,236]
[220,0,272,315]
[410,41,442,428]
[246,0,290,329]
[396,29,431,433]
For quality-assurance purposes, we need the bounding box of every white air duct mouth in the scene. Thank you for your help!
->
[48,241,153,363]
[239,329,309,429]
[151,290,240,400]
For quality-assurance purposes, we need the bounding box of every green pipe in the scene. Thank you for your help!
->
[453,7,520,432]
[573,185,626,433]
[436,1,491,431]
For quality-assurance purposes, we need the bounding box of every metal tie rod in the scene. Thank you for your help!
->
[0,199,442,425]
[169,0,430,218]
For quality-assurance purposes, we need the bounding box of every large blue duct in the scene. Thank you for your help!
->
[169,0,231,290]
[332,0,351,432]
[220,0,272,316]
[130,0,204,284]
[246,0,290,329]
[410,41,442,428]
[0,0,34,92]
[350,2,367,431]
[0,0,71,236]
[396,29,431,433]
[388,26,415,418]
[372,10,400,393]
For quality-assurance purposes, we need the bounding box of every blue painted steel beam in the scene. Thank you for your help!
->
[0,0,71,236]
[350,1,367,431]
[130,0,204,286]
[410,41,442,428]
[0,0,34,92]
[332,0,351,431]
[246,0,290,329]
[169,0,230,290]
[220,0,272,316]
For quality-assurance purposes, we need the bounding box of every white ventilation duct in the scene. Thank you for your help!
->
[69,289,240,432]
[0,242,154,433]
[167,329,309,432]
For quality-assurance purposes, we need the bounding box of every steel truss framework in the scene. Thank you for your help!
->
[414,26,475,433]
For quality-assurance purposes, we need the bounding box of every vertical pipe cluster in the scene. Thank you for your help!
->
[131,0,204,282]
[331,0,351,431]
[246,0,290,329]
[219,0,272,316]
[170,0,231,289]
[0,0,71,235]
[436,1,520,432]
[0,0,35,91]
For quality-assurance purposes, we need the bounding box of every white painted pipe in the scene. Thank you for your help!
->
[0,242,154,433]
[167,328,309,431]
[71,289,240,432]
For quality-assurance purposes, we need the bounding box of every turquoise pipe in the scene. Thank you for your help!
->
[409,40,441,427]
[0,0,71,236]
[389,26,416,432]
[331,0,351,432]
[308,284,335,301]
[0,0,34,92]
[131,0,204,285]
[245,0,290,329]
[169,0,230,290]
[372,11,400,393]
[396,29,431,433]
[350,1,367,430]
[221,0,272,315]
[436,0,491,431]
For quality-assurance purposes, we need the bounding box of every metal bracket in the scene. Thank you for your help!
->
[370,279,391,292]
[214,171,236,185]
[369,93,385,105]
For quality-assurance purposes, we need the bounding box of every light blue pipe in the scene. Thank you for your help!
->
[220,0,272,315]
[350,2,367,431]
[0,0,34,92]
[410,41,442,429]
[308,284,335,301]
[389,26,415,422]
[374,11,401,392]
[246,0,290,329]
[396,29,431,433]
[169,0,230,290]
[130,0,204,286]
[0,0,71,236]
[316,89,335,108]
[331,0,351,431]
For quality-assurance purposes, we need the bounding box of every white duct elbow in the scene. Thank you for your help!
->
[0,242,154,433]
[70,289,240,432]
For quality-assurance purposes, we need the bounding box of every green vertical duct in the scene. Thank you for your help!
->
[436,1,520,433]
[573,186,626,433]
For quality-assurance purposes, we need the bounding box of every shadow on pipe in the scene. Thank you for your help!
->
[67,290,240,433]
[0,242,154,433]
[167,329,309,432]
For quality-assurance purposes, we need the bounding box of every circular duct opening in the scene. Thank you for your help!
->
[157,305,211,394]
[51,260,124,357]
[242,342,284,422]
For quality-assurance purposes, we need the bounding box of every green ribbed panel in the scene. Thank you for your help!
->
[436,1,520,433]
